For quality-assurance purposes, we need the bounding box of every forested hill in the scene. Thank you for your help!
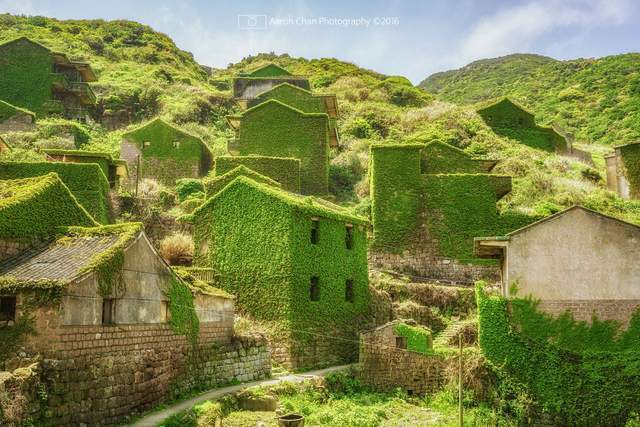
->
[419,53,640,146]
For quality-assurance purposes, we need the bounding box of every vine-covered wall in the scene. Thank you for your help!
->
[0,173,97,239]
[0,37,55,116]
[620,143,640,198]
[214,155,300,193]
[476,284,640,425]
[0,161,110,224]
[190,177,369,368]
[477,98,568,152]
[204,165,281,199]
[0,99,34,123]
[233,100,329,195]
[122,118,213,185]
[420,141,492,174]
[248,83,325,113]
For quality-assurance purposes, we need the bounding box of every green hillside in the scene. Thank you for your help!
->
[419,53,640,146]
[0,14,638,226]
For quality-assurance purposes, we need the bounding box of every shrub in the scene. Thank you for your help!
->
[159,232,194,265]
[175,178,205,202]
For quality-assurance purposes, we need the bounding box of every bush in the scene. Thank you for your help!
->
[175,178,205,202]
[159,232,194,265]
[342,117,375,139]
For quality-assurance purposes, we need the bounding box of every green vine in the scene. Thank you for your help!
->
[167,275,200,348]
[620,143,640,199]
[393,322,432,354]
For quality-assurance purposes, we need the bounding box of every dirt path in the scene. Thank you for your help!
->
[130,364,352,426]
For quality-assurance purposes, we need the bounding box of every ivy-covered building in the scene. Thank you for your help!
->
[0,99,35,133]
[247,82,340,147]
[0,173,97,261]
[204,165,282,198]
[227,100,330,195]
[477,98,569,153]
[42,148,128,188]
[213,155,301,193]
[369,141,530,283]
[0,161,111,224]
[120,118,213,186]
[189,176,370,369]
[233,63,311,102]
[605,141,640,200]
[0,37,97,120]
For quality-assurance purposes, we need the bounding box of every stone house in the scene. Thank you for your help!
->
[226,99,330,195]
[369,141,518,283]
[120,118,213,186]
[606,142,640,200]
[42,148,128,188]
[0,99,36,133]
[233,63,311,102]
[474,206,640,324]
[0,222,270,424]
[359,320,444,395]
[189,176,370,369]
[0,37,97,120]
[246,82,340,147]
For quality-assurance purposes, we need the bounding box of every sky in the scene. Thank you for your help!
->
[1,0,639,83]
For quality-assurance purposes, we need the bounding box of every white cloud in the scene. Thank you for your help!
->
[455,0,631,65]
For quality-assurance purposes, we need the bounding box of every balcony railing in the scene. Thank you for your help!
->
[50,73,70,90]
[70,82,97,104]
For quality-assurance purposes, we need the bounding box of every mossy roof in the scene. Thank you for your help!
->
[122,117,209,148]
[476,97,534,116]
[204,165,281,193]
[0,223,143,291]
[0,99,35,121]
[370,143,426,151]
[227,99,330,120]
[243,63,292,77]
[192,175,368,225]
[614,141,640,149]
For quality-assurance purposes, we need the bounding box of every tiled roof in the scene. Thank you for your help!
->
[0,234,121,283]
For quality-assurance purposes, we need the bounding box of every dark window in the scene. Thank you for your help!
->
[0,296,16,322]
[345,279,354,302]
[345,225,354,249]
[310,276,320,301]
[102,299,115,325]
[310,219,320,244]
[396,336,407,349]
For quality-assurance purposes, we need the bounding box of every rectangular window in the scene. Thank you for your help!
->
[396,336,407,350]
[0,296,17,322]
[310,276,320,301]
[345,279,354,303]
[345,225,354,250]
[310,219,320,244]
[102,299,115,325]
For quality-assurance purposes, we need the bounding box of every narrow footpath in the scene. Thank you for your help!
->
[130,364,352,426]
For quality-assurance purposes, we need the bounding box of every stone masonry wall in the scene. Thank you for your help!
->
[18,318,271,425]
[358,337,445,395]
[537,300,640,328]
[369,248,500,285]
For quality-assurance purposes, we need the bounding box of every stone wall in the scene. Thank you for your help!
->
[358,328,445,395]
[369,248,500,285]
[537,300,640,328]
[0,113,35,133]
[15,321,270,425]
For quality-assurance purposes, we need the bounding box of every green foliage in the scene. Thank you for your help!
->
[393,322,431,354]
[0,37,57,115]
[620,143,640,198]
[476,283,640,425]
[376,77,432,107]
[190,177,368,367]
[214,155,300,193]
[0,173,97,238]
[245,63,292,77]
[167,275,200,348]
[0,99,34,123]
[174,178,204,202]
[41,149,114,178]
[123,118,212,185]
[0,161,110,223]
[420,53,640,146]
[248,82,325,113]
[204,165,281,199]
[232,99,329,195]
[419,141,492,174]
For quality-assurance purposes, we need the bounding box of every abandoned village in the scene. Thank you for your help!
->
[0,32,640,427]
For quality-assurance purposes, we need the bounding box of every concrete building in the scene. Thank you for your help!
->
[0,37,97,120]
[606,142,640,200]
[475,206,640,324]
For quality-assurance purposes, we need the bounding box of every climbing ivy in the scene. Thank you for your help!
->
[620,143,640,199]
[476,283,640,425]
[0,99,34,123]
[41,149,116,179]
[167,275,200,348]
[248,83,325,112]
[0,173,97,239]
[190,177,369,366]
[0,161,110,223]
[393,322,432,354]
[214,155,300,193]
[204,165,281,199]
[230,99,329,195]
